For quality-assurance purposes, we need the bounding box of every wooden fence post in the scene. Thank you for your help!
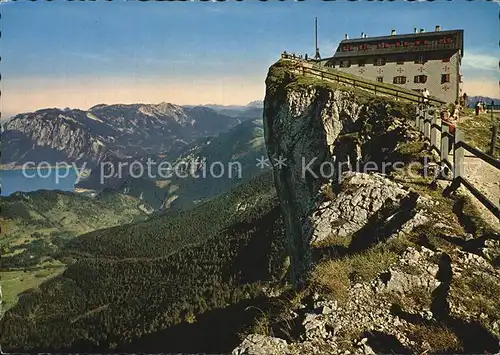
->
[431,115,439,151]
[441,125,450,173]
[454,129,464,180]
[424,110,431,140]
[415,106,420,128]
[489,125,498,156]
[419,109,425,133]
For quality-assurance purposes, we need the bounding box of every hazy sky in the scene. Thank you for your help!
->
[2,0,499,117]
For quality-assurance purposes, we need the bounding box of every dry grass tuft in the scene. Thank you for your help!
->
[311,248,397,304]
[410,323,462,353]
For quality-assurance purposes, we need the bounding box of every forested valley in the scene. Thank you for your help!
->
[0,171,288,353]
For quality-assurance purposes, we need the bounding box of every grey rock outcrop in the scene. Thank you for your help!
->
[232,334,288,355]
[310,173,409,244]
[381,247,441,294]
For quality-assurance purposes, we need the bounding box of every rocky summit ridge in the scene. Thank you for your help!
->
[232,60,500,354]
[2,102,245,167]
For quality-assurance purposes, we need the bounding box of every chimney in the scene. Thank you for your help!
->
[414,27,417,34]
[345,33,349,40]
[391,29,396,36]
[435,25,441,32]
[420,28,425,33]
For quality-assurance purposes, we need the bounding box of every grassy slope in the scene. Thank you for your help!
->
[1,189,148,248]
[159,118,267,210]
[457,110,500,155]
[0,190,149,310]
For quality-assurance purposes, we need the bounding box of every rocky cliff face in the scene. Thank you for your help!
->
[263,61,415,284]
[233,60,500,354]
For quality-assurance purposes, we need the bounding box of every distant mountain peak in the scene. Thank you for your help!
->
[3,102,251,168]
[246,100,264,108]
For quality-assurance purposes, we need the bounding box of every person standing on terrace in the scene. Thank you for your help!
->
[423,88,430,104]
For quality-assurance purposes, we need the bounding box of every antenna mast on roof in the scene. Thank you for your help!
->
[314,17,321,60]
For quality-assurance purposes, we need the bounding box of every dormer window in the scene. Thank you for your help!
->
[374,58,386,66]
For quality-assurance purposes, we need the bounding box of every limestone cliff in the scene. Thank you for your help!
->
[263,60,415,284]
[233,60,500,354]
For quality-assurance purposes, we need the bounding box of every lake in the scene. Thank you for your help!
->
[0,167,79,196]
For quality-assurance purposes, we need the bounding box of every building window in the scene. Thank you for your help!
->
[396,58,404,65]
[393,76,407,84]
[414,75,428,83]
[414,55,426,64]
[358,60,366,67]
[441,74,450,84]
[377,77,384,83]
[374,58,386,66]
[442,57,450,62]
[340,60,351,68]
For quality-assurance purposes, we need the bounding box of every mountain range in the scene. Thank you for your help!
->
[77,118,268,210]
[2,101,263,168]
[467,96,500,107]
[184,100,263,119]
